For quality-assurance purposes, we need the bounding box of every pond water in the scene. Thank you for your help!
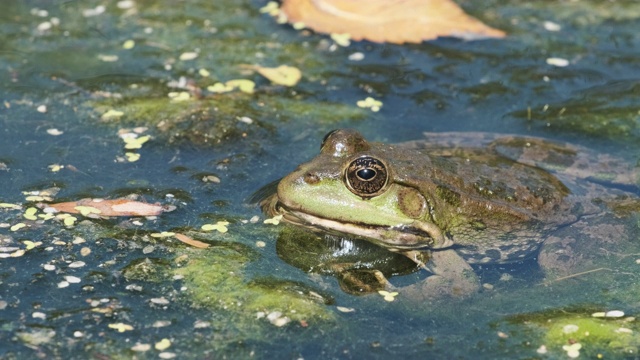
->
[1,0,640,358]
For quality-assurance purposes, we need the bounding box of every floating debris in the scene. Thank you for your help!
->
[122,39,135,49]
[357,97,383,112]
[46,128,63,136]
[101,109,125,120]
[108,323,134,332]
[562,343,581,358]
[331,33,351,47]
[377,290,398,302]
[68,261,85,268]
[179,52,198,61]
[155,338,172,351]
[250,65,302,87]
[592,310,625,318]
[336,306,355,313]
[201,221,229,233]
[131,343,151,352]
[263,215,282,225]
[174,233,210,249]
[151,231,175,238]
[546,57,570,67]
[47,198,165,217]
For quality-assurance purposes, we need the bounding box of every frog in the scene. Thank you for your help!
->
[258,129,640,299]
[275,225,422,295]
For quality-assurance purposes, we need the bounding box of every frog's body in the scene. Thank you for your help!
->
[260,129,639,297]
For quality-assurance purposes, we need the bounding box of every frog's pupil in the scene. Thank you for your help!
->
[357,168,376,180]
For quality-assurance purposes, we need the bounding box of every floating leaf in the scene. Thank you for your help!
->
[23,240,42,250]
[74,206,102,217]
[125,152,141,162]
[225,79,256,94]
[10,223,26,231]
[0,203,21,209]
[10,249,25,257]
[23,207,38,220]
[207,79,256,94]
[122,40,135,49]
[263,214,283,225]
[123,135,150,149]
[150,231,175,238]
[279,0,506,44]
[201,221,229,233]
[48,164,63,172]
[377,290,399,302]
[260,1,280,16]
[253,65,302,87]
[101,109,124,120]
[48,198,165,217]
[174,233,210,249]
[64,216,77,226]
[207,83,233,93]
[168,91,192,102]
[179,51,198,61]
[330,33,351,47]
[108,323,134,332]
[155,338,171,351]
[356,97,382,112]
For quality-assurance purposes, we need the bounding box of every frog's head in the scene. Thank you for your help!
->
[264,129,450,251]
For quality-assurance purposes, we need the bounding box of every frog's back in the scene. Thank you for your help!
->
[396,132,639,264]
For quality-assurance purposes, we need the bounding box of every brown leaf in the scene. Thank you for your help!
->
[48,198,165,217]
[174,233,210,249]
[280,0,506,44]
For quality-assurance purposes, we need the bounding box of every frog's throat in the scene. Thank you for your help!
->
[275,205,452,251]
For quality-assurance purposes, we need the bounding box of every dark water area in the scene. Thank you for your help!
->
[1,0,640,358]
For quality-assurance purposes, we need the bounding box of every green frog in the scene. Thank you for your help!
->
[259,129,639,298]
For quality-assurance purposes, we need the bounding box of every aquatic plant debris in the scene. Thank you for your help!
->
[263,214,283,225]
[47,198,165,217]
[274,0,506,44]
[330,33,351,47]
[174,233,210,249]
[155,338,171,350]
[562,343,582,358]
[207,79,255,94]
[357,97,383,112]
[377,290,398,302]
[108,323,134,332]
[151,231,176,238]
[101,109,124,120]
[201,221,229,233]
[122,135,150,149]
[244,65,302,87]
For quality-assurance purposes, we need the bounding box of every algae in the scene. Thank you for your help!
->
[174,245,333,322]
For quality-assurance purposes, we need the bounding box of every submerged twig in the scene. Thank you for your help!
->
[538,267,612,286]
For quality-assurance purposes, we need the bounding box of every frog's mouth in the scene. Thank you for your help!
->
[265,198,451,251]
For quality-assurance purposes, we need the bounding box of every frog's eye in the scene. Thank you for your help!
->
[345,156,388,198]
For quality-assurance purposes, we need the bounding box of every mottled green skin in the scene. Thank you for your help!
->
[261,129,639,282]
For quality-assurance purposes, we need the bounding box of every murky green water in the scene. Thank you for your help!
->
[1,0,640,358]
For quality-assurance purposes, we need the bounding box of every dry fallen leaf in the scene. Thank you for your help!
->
[279,0,506,44]
[174,233,210,249]
[47,198,165,217]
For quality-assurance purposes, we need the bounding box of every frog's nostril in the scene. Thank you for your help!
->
[304,173,320,185]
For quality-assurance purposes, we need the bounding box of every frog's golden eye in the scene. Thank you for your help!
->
[345,156,388,197]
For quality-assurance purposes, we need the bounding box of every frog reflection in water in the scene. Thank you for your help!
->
[259,129,640,298]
